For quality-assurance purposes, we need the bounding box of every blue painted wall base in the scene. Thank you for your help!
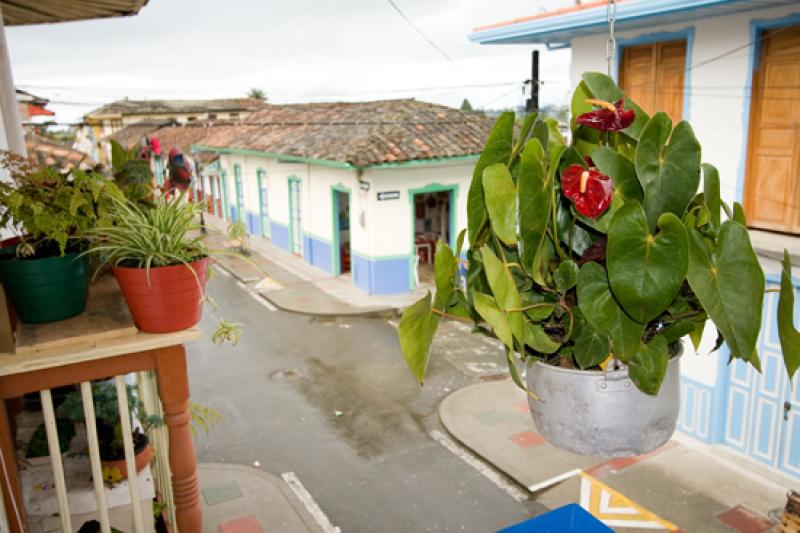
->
[270,221,290,252]
[304,234,333,274]
[352,253,410,295]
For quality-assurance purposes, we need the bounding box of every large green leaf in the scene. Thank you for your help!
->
[577,262,644,362]
[483,163,518,245]
[518,139,550,271]
[573,316,610,369]
[468,112,515,245]
[581,72,650,140]
[702,163,721,232]
[544,118,565,159]
[778,250,800,381]
[635,113,701,230]
[592,146,643,202]
[398,292,441,384]
[607,201,689,324]
[473,292,514,350]
[525,323,560,354]
[481,245,524,342]
[554,260,579,291]
[686,222,764,368]
[433,241,457,310]
[628,336,669,395]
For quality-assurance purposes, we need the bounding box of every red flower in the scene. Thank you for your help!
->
[561,164,614,219]
[576,99,635,131]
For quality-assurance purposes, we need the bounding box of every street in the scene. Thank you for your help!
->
[187,270,544,532]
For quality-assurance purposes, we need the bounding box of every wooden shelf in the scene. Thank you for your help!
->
[0,275,201,378]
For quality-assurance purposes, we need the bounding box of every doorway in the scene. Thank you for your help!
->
[333,188,351,275]
[288,177,303,256]
[411,188,453,286]
[743,24,800,233]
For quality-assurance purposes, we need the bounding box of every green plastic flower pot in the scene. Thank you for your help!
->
[0,243,89,324]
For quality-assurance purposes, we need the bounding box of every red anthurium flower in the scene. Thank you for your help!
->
[561,164,614,219]
[576,98,635,131]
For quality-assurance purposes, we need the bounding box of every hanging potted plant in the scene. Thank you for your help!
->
[58,381,161,482]
[0,152,122,323]
[397,72,800,457]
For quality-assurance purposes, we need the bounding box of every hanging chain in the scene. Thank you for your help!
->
[605,0,617,77]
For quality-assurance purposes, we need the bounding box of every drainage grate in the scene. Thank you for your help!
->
[270,368,304,382]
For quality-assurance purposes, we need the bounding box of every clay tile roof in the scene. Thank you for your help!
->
[85,98,265,118]
[25,134,96,170]
[105,119,174,148]
[193,99,495,167]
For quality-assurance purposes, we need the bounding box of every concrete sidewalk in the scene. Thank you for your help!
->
[204,229,424,317]
[199,463,327,532]
[440,380,793,533]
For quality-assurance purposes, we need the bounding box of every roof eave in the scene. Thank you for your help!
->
[469,0,786,45]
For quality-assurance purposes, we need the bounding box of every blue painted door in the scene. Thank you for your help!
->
[723,287,800,477]
[258,171,269,238]
[234,165,244,223]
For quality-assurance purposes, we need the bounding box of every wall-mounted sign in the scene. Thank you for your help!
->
[377,191,401,201]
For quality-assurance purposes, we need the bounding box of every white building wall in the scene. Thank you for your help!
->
[362,162,473,258]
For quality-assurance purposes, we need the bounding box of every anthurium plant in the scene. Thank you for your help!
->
[398,72,800,396]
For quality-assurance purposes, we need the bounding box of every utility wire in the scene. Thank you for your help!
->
[384,0,453,62]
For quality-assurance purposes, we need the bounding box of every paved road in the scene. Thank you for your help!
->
[187,271,545,532]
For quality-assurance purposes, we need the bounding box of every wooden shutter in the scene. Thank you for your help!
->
[743,25,800,233]
[619,40,687,124]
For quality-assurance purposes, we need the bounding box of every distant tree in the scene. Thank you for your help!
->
[247,88,267,101]
[460,98,474,111]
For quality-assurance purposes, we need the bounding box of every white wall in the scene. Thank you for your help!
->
[570,4,800,209]
[362,161,473,258]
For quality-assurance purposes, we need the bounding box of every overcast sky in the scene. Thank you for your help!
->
[6,0,573,123]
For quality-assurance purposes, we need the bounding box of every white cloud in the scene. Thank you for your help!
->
[6,0,574,122]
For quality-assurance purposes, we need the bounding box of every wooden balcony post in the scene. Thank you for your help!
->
[155,345,202,533]
[0,399,25,533]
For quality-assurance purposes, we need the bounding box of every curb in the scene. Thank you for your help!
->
[211,260,262,283]
[257,291,402,319]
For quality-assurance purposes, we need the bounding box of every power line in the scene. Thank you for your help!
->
[384,0,453,62]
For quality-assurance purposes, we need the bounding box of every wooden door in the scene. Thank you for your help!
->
[619,39,686,124]
[744,25,800,233]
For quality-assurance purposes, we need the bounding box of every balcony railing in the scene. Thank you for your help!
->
[0,319,202,532]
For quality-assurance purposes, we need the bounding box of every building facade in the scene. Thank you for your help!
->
[471,0,800,480]
[188,99,491,295]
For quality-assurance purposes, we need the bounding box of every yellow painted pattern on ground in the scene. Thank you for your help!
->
[580,472,679,530]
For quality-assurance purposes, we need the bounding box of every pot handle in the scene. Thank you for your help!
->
[597,363,633,392]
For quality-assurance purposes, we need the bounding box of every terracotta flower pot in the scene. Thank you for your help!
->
[112,257,208,333]
[101,442,154,482]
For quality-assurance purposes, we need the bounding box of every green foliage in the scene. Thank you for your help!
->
[189,401,223,438]
[247,87,267,100]
[227,220,249,254]
[397,71,798,397]
[26,419,76,458]
[58,381,163,457]
[85,192,207,271]
[110,140,155,205]
[0,151,123,256]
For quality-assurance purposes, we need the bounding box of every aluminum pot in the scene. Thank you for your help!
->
[526,346,682,457]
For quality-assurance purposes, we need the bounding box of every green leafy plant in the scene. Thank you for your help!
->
[58,381,162,459]
[110,139,155,205]
[189,401,222,438]
[398,72,799,396]
[0,151,123,257]
[25,419,76,458]
[227,220,250,255]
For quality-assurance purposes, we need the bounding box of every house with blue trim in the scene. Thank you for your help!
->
[471,0,800,480]
[189,99,494,295]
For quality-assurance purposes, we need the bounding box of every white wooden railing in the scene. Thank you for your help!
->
[27,372,175,533]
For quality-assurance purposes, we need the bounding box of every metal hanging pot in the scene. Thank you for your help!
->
[526,345,682,457]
